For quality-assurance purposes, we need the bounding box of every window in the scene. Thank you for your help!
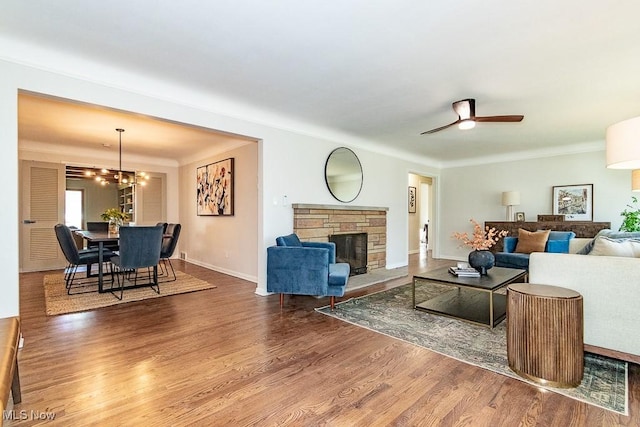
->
[65,189,83,228]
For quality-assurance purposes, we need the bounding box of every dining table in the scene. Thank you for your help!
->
[74,230,119,293]
[75,228,172,293]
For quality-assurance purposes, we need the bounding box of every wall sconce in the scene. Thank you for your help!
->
[501,191,520,221]
[606,116,640,169]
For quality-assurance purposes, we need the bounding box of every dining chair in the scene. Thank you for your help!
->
[54,224,114,294]
[86,221,119,250]
[108,225,163,300]
[159,223,181,282]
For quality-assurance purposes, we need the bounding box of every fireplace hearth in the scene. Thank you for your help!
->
[330,232,368,275]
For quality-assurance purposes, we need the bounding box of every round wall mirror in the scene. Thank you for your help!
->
[324,147,363,203]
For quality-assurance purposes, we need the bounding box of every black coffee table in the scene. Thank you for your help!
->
[412,266,527,328]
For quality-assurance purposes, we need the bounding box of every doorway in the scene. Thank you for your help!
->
[408,173,433,260]
[420,182,430,252]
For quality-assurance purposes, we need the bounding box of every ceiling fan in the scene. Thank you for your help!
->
[421,98,523,135]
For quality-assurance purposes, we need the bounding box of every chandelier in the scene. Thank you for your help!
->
[68,129,150,186]
[111,128,148,187]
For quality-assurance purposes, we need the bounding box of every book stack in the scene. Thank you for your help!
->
[448,266,480,277]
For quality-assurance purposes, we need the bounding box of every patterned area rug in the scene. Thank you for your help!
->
[44,271,216,315]
[316,282,628,415]
[345,266,408,291]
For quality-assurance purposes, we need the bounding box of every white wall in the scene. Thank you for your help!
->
[179,143,259,282]
[0,59,440,316]
[257,131,440,293]
[438,150,631,260]
[0,65,19,318]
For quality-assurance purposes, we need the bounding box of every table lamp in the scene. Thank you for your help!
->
[502,191,520,221]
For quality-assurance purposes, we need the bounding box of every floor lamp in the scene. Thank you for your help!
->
[502,191,520,221]
[606,117,640,192]
[606,116,640,170]
[633,170,640,192]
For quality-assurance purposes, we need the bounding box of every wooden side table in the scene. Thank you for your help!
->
[507,283,584,388]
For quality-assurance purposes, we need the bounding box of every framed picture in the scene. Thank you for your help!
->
[408,186,416,213]
[515,212,525,222]
[196,158,234,216]
[552,184,593,221]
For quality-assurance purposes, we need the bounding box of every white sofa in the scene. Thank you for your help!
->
[528,238,639,362]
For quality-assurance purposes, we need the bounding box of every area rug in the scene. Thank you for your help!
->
[44,271,216,315]
[345,266,408,291]
[316,283,628,415]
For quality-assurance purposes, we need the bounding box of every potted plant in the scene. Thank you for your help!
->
[101,208,129,234]
[619,196,640,232]
[452,219,508,275]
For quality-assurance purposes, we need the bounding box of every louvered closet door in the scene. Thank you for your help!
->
[20,161,66,272]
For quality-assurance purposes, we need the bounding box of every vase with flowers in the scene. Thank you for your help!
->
[101,208,129,234]
[452,219,508,275]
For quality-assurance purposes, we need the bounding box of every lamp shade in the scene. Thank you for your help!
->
[632,170,640,192]
[501,191,520,206]
[606,116,640,169]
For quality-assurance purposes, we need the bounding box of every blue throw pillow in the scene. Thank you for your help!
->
[503,236,518,253]
[546,239,570,253]
[547,231,576,241]
[276,233,303,247]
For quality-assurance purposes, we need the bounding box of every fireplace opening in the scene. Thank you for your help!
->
[330,232,368,276]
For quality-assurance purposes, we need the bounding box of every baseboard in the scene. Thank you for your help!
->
[584,344,640,365]
[439,254,468,262]
[182,258,257,283]
[385,261,408,270]
[254,288,271,297]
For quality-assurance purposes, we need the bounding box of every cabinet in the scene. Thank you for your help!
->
[485,221,611,252]
[118,185,135,223]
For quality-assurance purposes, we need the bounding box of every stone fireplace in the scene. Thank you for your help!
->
[330,232,368,275]
[292,204,387,272]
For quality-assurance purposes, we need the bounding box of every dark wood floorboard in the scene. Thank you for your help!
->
[7,250,640,426]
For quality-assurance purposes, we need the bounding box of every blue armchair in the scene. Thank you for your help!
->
[495,230,575,270]
[267,233,350,309]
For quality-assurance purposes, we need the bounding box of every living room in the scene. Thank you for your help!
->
[8,69,633,310]
[3,2,639,317]
[2,2,640,424]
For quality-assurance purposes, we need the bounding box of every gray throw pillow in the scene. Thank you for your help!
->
[576,229,640,254]
[588,236,640,257]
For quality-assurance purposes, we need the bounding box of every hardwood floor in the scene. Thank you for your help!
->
[9,251,639,426]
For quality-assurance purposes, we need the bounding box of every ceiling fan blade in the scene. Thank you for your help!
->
[420,120,461,135]
[475,115,524,123]
[421,99,523,135]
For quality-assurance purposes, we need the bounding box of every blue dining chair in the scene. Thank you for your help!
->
[159,223,181,282]
[108,225,163,300]
[54,224,114,294]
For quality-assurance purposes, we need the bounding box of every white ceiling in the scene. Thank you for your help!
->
[3,1,640,166]
[18,92,255,165]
